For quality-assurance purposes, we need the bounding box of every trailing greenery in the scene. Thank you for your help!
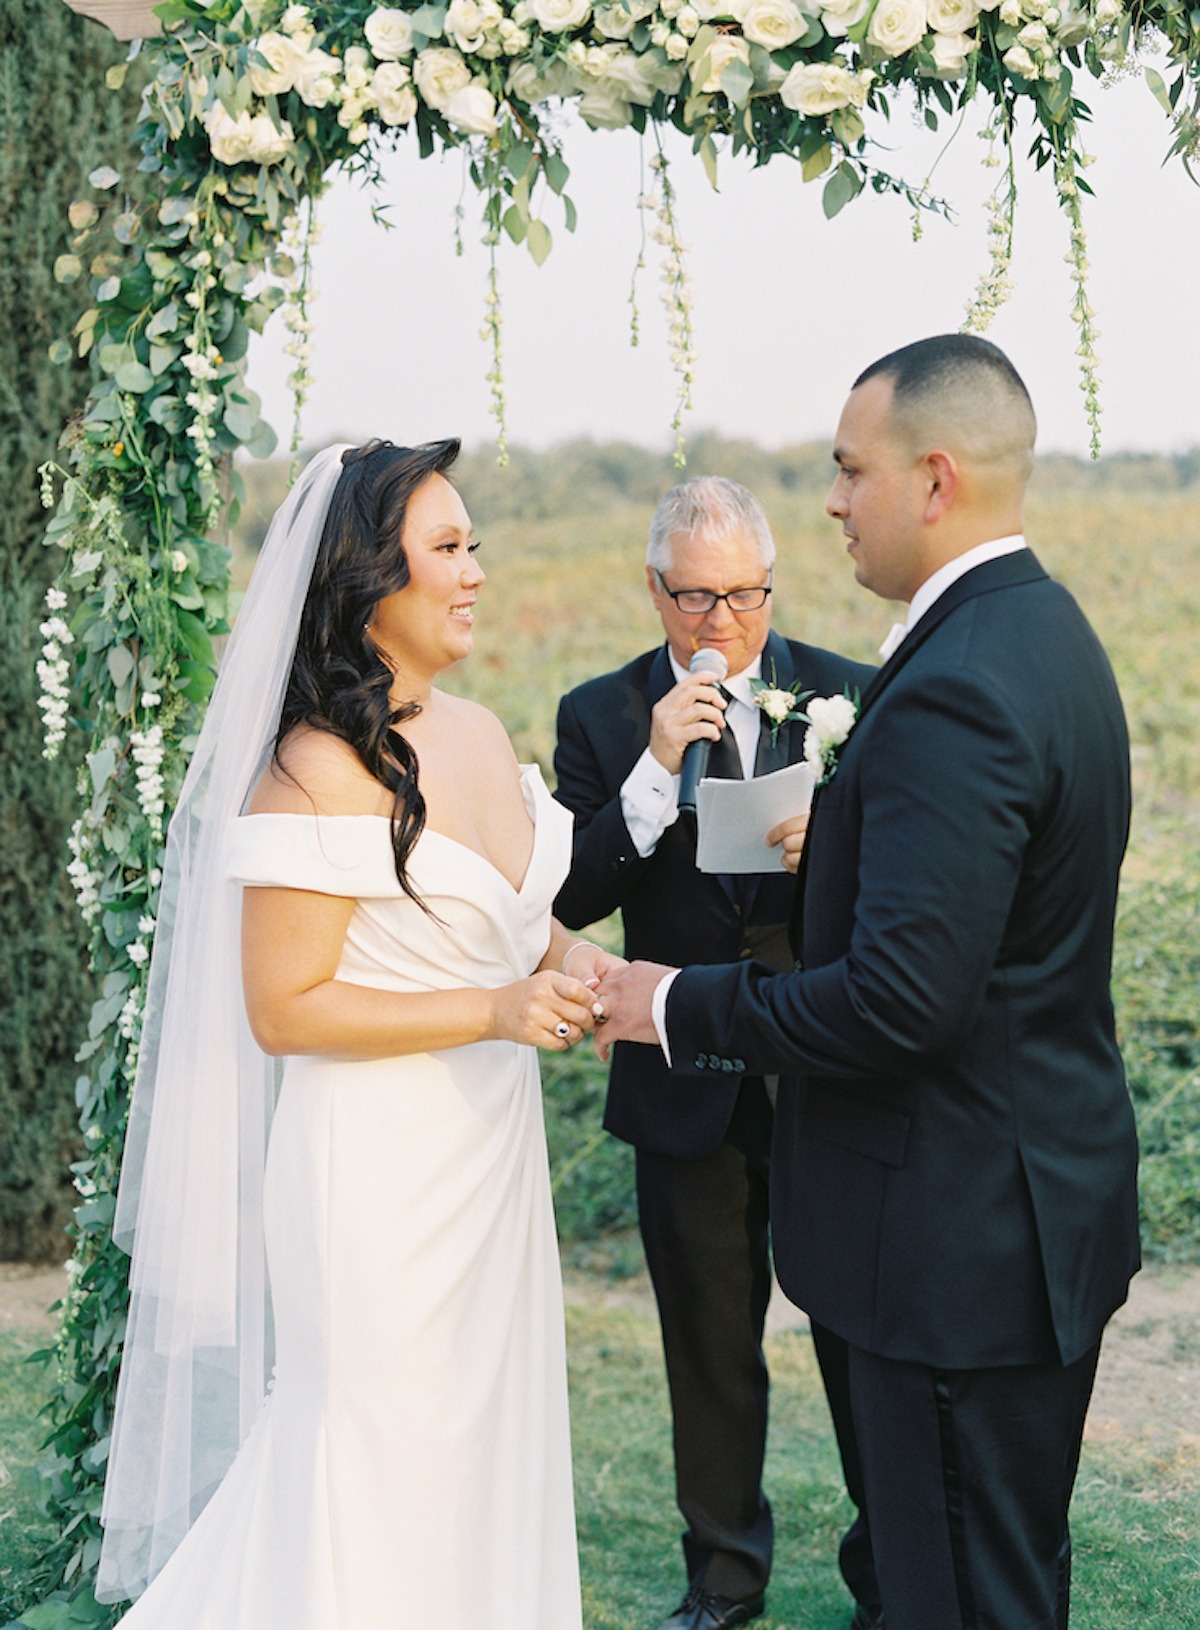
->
[0,3,146,1262]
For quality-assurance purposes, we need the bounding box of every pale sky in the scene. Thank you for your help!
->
[247,59,1199,459]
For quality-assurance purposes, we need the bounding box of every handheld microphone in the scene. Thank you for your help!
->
[678,647,730,815]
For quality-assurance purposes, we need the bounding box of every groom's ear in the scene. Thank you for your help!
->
[921,449,959,523]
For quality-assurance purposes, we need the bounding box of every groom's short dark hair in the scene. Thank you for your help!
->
[854,334,1036,478]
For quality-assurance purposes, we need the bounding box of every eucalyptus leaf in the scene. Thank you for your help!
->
[543,149,570,194]
[146,301,180,339]
[527,218,553,266]
[54,255,83,284]
[106,646,136,689]
[720,58,754,107]
[89,745,116,794]
[48,339,73,366]
[69,200,100,231]
[89,166,121,190]
[97,277,122,304]
[700,135,719,192]
[503,204,528,244]
[114,361,156,392]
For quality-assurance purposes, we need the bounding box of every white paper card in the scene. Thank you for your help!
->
[694,760,816,875]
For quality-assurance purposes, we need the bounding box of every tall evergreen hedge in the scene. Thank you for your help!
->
[0,4,136,1261]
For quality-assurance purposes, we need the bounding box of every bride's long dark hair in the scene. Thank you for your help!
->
[275,437,462,904]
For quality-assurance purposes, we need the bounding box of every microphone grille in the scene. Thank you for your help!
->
[688,647,729,681]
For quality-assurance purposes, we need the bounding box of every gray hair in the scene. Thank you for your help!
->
[646,476,775,574]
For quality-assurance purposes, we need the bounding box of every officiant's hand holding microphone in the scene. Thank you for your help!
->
[650,646,729,793]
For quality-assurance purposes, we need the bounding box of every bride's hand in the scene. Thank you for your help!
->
[489,970,599,1050]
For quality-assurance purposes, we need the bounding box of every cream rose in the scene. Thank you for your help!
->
[925,0,979,28]
[779,57,867,111]
[446,0,503,52]
[292,46,341,107]
[205,107,293,165]
[575,81,635,125]
[364,6,417,59]
[738,0,812,47]
[442,79,500,133]
[1001,40,1037,72]
[866,0,928,54]
[925,27,973,70]
[247,31,305,96]
[691,0,738,13]
[413,46,473,108]
[818,0,872,34]
[529,0,593,29]
[373,62,418,122]
[806,694,857,742]
[695,33,752,92]
[506,56,574,99]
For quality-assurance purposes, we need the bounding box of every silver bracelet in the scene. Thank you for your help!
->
[561,939,600,976]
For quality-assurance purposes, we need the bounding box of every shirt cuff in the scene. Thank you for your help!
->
[619,747,681,859]
[651,968,683,1067]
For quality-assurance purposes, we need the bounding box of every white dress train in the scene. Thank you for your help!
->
[115,765,582,1629]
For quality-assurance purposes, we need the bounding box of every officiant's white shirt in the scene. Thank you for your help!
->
[648,535,1029,1063]
[619,651,766,858]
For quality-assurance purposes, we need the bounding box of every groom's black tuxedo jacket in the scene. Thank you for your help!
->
[666,552,1141,1369]
[554,628,874,1159]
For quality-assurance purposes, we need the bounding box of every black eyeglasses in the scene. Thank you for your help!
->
[655,571,773,615]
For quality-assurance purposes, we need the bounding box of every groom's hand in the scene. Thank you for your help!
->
[592,960,677,1061]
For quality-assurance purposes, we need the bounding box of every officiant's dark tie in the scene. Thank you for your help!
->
[705,686,743,783]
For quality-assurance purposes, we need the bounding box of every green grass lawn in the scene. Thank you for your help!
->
[2,1297,1198,1626]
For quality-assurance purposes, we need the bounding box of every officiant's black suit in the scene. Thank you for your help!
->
[554,627,875,1606]
[664,551,1141,1627]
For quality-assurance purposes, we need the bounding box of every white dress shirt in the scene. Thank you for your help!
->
[619,651,765,859]
[650,535,1030,1062]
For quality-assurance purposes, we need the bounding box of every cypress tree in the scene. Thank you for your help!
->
[0,4,137,1260]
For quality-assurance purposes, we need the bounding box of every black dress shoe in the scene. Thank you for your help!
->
[849,1606,885,1630]
[659,1586,766,1630]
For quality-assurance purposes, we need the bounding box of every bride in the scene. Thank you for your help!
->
[97,439,619,1627]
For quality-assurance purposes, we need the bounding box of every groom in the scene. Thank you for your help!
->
[595,335,1141,1630]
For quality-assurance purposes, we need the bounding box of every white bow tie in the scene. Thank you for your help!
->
[879,621,909,662]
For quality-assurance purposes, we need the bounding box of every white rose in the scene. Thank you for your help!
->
[593,1,637,34]
[803,729,826,778]
[506,56,574,98]
[293,46,341,106]
[998,0,1020,20]
[280,3,311,33]
[1001,39,1037,71]
[343,45,373,90]
[738,0,811,46]
[925,0,979,27]
[205,106,258,164]
[590,43,660,100]
[442,79,500,132]
[866,0,928,53]
[248,31,305,95]
[1054,5,1090,44]
[924,27,973,71]
[446,0,496,52]
[247,113,294,163]
[414,46,473,108]
[529,0,593,29]
[806,694,857,743]
[640,52,688,90]
[692,0,737,13]
[779,57,867,111]
[665,28,690,53]
[576,81,635,125]
[365,6,417,58]
[372,61,415,122]
[695,33,751,92]
[818,0,871,33]
[755,688,797,725]
[1018,17,1049,41]
[677,3,701,29]
[1093,0,1122,22]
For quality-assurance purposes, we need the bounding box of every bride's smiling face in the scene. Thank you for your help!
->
[368,473,484,683]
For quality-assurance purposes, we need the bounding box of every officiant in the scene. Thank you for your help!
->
[553,477,876,1630]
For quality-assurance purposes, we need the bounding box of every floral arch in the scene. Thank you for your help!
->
[32,0,1200,1612]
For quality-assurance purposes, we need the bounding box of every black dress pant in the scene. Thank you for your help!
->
[635,1079,774,1602]
[845,1338,1101,1630]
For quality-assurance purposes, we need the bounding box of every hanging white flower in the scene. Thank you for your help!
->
[695,34,751,92]
[374,62,418,123]
[925,28,975,72]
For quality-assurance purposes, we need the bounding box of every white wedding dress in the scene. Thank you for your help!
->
[116,765,582,1629]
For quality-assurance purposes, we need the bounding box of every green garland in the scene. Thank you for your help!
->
[29,0,1200,1616]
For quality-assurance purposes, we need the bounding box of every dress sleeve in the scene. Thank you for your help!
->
[227,815,403,898]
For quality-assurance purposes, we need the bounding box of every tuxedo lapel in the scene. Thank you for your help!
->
[751,629,797,779]
[858,549,1049,723]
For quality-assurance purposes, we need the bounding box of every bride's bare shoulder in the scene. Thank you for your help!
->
[246,725,391,817]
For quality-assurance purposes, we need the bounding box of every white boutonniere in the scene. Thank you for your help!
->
[802,689,861,786]
[749,665,813,748]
